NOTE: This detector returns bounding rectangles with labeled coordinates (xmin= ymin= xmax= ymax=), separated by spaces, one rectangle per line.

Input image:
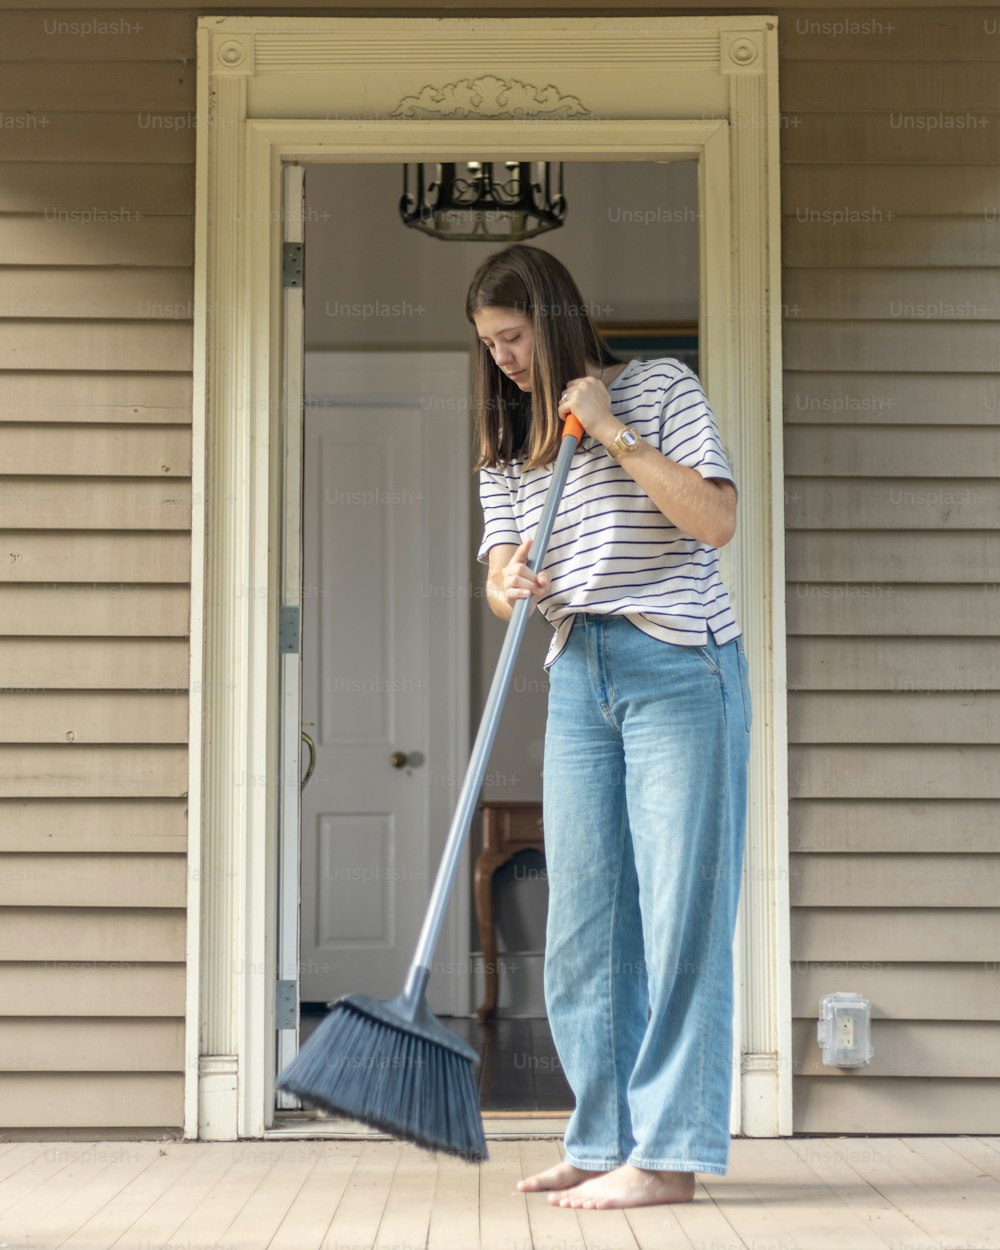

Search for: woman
xmin=467 ymin=243 xmax=751 ymax=1210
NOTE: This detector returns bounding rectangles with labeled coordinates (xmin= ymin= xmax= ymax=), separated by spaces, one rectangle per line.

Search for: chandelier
xmin=400 ymin=161 xmax=566 ymax=242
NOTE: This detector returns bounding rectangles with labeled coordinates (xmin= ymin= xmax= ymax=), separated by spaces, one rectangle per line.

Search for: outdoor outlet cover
xmin=817 ymin=991 xmax=874 ymax=1068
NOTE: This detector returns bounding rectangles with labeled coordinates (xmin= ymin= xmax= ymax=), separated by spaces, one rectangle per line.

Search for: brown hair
xmin=465 ymin=243 xmax=621 ymax=470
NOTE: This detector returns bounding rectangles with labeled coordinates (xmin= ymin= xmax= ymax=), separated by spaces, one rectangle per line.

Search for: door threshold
xmin=267 ymin=1111 xmax=569 ymax=1141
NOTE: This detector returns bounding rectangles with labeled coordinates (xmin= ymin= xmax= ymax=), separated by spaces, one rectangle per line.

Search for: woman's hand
xmin=556 ymin=375 xmax=620 ymax=445
xmin=486 ymin=538 xmax=549 ymax=621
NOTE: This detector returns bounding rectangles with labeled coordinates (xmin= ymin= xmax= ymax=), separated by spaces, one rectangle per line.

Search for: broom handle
xmin=404 ymin=412 xmax=584 ymax=999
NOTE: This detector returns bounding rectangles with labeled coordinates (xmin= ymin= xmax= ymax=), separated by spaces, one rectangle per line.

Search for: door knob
xmin=390 ymin=751 xmax=411 ymax=768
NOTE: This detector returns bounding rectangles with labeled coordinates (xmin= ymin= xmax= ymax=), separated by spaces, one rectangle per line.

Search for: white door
xmin=297 ymin=352 xmax=472 ymax=1015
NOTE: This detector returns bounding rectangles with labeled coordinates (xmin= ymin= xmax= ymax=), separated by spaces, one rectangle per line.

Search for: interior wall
xmin=304 ymin=159 xmax=699 ymax=1013
xmin=305 ymin=161 xmax=699 ymax=350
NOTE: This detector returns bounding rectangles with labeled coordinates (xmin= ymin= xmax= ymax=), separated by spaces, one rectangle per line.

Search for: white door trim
xmin=274 ymin=162 xmax=305 ymax=1110
xmin=190 ymin=14 xmax=789 ymax=1141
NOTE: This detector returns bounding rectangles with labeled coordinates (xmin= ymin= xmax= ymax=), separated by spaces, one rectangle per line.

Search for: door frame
xmin=189 ymin=14 xmax=790 ymax=1141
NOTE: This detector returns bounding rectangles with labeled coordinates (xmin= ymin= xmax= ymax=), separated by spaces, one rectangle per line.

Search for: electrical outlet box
xmin=817 ymin=992 xmax=873 ymax=1068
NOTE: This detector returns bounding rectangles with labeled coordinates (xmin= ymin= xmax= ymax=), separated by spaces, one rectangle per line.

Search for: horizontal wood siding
xmin=0 ymin=5 xmax=195 ymax=1133
xmin=0 ymin=962 xmax=186 ymax=1014
xmin=781 ymin=6 xmax=1000 ymax=1131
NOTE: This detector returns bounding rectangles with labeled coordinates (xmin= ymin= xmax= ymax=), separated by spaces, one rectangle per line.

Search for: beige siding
xmin=0 ymin=586 xmax=190 ymax=635
xmin=0 ymin=799 xmax=187 ymax=852
xmin=791 ymin=1019 xmax=1000 ymax=1077
xmin=781 ymin=6 xmax=1000 ymax=1131
xmin=0 ymin=962 xmax=186 ymax=1015
xmin=1 ymin=909 xmax=185 ymax=962
xmin=792 ymin=1079 xmax=1000 ymax=1135
xmin=0 ymin=1075 xmax=182 ymax=1130
xmin=791 ymin=963 xmax=1000 ymax=1022
xmin=1 ymin=1019 xmax=185 ymax=1071
xmin=0 ymin=693 xmax=188 ymax=744
xmin=0 ymin=6 xmax=195 ymax=1133
xmin=0 ymin=372 xmax=193 ymax=423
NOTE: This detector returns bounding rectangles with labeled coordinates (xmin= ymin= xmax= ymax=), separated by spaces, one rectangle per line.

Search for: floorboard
xmin=517 ymin=1139 xmax=588 ymax=1250
xmin=219 ymin=1143 xmax=330 ymax=1250
xmin=372 ymin=1141 xmax=439 ymax=1250
xmin=0 ymin=1142 xmax=86 ymax=1221
xmin=479 ymin=1139 xmax=534 ymax=1250
xmin=0 ymin=1142 xmax=47 ymax=1179
xmin=62 ymin=1142 xmax=208 ymax=1250
xmin=7 ymin=1142 xmax=162 ymax=1250
xmin=943 ymin=1136 xmax=1000 ymax=1183
xmin=787 ymin=1137 xmax=937 ymax=1250
xmin=622 ymin=1197 xmax=697 ymax=1250
xmin=824 ymin=1136 xmax=987 ymax=1250
xmin=425 ymin=1149 xmax=481 ymax=1250
xmin=701 ymin=1142 xmax=810 ymax=1250
xmin=321 ymin=1139 xmax=402 ymax=1249
xmin=267 ymin=1145 xmax=362 ymax=1250
xmin=668 ymin=1177 xmax=751 ymax=1250
xmin=734 ymin=1137 xmax=904 ymax=1249
xmin=0 ymin=1136 xmax=994 ymax=1250
xmin=835 ymin=1136 xmax=1000 ymax=1248
xmin=167 ymin=1143 xmax=277 ymax=1248
xmin=108 ymin=1138 xmax=239 ymax=1248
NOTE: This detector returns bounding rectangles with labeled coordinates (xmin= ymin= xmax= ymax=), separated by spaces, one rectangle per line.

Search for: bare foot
xmin=516 ymin=1161 xmax=604 ymax=1193
xmin=548 ymin=1163 xmax=695 ymax=1209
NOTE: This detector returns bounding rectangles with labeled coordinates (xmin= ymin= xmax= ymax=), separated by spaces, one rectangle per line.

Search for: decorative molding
xmin=198 ymin=1054 xmax=239 ymax=1139
xmin=728 ymin=62 xmax=789 ymax=1138
xmin=213 ymin=33 xmax=254 ymax=76
xmin=722 ymin=30 xmax=765 ymax=74
xmin=195 ymin=64 xmax=250 ymax=1139
xmin=742 ymin=1052 xmax=780 ymax=1074
xmin=390 ymin=75 xmax=589 ymax=121
xmin=252 ymin=32 xmax=720 ymax=73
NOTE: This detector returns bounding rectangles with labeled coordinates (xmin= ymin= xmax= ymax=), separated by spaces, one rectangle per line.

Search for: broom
xmin=276 ymin=409 xmax=586 ymax=1163
xmin=275 ymin=410 xmax=585 ymax=1160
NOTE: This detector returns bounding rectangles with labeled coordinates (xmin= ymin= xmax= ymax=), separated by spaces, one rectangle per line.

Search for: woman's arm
xmin=608 ymin=441 xmax=737 ymax=549
xmin=556 ymin=374 xmax=737 ymax=549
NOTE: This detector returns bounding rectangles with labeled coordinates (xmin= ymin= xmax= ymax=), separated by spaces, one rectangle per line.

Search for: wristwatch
xmin=605 ymin=425 xmax=641 ymax=460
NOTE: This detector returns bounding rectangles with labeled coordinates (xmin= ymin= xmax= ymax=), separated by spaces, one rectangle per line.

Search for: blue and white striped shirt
xmin=477 ymin=357 xmax=742 ymax=670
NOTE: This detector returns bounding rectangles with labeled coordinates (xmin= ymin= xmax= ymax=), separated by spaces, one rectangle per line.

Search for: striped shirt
xmin=477 ymin=356 xmax=742 ymax=670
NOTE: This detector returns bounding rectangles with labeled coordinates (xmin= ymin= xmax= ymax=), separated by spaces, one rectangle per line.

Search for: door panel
xmin=300 ymin=402 xmax=429 ymax=1002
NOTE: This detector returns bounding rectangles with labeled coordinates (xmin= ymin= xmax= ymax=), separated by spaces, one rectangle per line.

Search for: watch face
xmin=608 ymin=427 xmax=639 ymax=459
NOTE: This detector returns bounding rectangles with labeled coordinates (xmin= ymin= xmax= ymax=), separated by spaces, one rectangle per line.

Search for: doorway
xmin=281 ymin=160 xmax=709 ymax=1118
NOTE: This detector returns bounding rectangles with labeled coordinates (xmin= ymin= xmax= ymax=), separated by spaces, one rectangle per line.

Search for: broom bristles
xmin=277 ymin=1001 xmax=488 ymax=1163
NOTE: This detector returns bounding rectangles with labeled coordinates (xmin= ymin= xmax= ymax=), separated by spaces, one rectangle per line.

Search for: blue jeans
xmin=541 ymin=614 xmax=751 ymax=1176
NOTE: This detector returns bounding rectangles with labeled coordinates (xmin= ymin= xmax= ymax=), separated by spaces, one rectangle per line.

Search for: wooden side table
xmin=474 ymin=799 xmax=545 ymax=1022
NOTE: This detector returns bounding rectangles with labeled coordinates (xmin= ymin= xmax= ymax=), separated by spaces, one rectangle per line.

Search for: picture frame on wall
xmin=596 ymin=321 xmax=700 ymax=379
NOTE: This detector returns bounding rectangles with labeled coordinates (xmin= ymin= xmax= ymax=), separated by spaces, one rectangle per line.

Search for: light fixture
xmin=400 ymin=161 xmax=566 ymax=242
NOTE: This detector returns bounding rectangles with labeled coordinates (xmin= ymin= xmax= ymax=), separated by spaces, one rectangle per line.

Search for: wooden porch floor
xmin=1 ymin=1134 xmax=998 ymax=1250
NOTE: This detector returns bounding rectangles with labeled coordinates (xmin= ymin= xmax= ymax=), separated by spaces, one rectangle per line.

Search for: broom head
xmin=276 ymin=990 xmax=488 ymax=1163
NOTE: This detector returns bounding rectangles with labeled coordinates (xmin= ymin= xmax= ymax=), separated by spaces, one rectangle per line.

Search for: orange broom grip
xmin=562 ymin=410 xmax=584 ymax=442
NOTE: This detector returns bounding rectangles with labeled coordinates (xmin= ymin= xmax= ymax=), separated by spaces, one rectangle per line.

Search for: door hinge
xmin=279 ymin=604 xmax=300 ymax=654
xmin=282 ymin=241 xmax=304 ymax=289
xmin=276 ymin=979 xmax=297 ymax=1030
